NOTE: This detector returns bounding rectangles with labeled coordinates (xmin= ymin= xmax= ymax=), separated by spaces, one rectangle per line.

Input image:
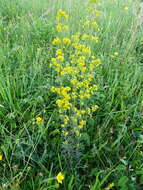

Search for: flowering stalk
xmin=50 ymin=3 xmax=101 ymax=169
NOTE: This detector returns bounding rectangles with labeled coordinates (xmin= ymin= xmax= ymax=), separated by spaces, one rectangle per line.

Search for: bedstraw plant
xmin=50 ymin=1 xmax=101 ymax=171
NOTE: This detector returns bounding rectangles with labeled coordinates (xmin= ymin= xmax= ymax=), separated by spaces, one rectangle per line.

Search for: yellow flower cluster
xmin=51 ymin=87 xmax=71 ymax=112
xmin=81 ymin=34 xmax=99 ymax=43
xmin=52 ymin=37 xmax=61 ymax=45
xmin=63 ymin=37 xmax=71 ymax=45
xmin=51 ymin=9 xmax=100 ymax=137
xmin=56 ymin=9 xmax=69 ymax=21
xmin=36 ymin=116 xmax=43 ymax=124
xmin=84 ymin=21 xmax=99 ymax=31
xmin=56 ymin=24 xmax=69 ymax=32
xmin=55 ymin=10 xmax=69 ymax=33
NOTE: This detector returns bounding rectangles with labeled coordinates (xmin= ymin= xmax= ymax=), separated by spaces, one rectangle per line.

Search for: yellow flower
xmin=56 ymin=49 xmax=63 ymax=56
xmin=82 ymin=47 xmax=91 ymax=55
xmin=93 ymin=58 xmax=101 ymax=63
xmin=57 ymin=55 xmax=64 ymax=62
xmin=56 ymin=24 xmax=62 ymax=32
xmin=52 ymin=38 xmax=61 ymax=45
xmin=89 ymin=64 xmax=95 ymax=70
xmin=60 ymin=67 xmax=77 ymax=76
xmin=124 ymin=6 xmax=128 ymax=11
xmin=91 ymin=105 xmax=99 ymax=111
xmin=56 ymin=172 xmax=64 ymax=184
xmin=62 ymin=131 xmax=69 ymax=135
xmin=78 ymin=125 xmax=84 ymax=129
xmin=84 ymin=21 xmax=99 ymax=29
xmin=56 ymin=99 xmax=72 ymax=111
xmin=0 ymin=154 xmax=3 ymax=161
xmin=56 ymin=24 xmax=69 ymax=32
xmin=64 ymin=116 xmax=69 ymax=125
xmin=80 ymin=66 xmax=86 ymax=72
xmin=77 ymin=120 xmax=86 ymax=129
xmin=63 ymin=38 xmax=71 ymax=45
xmin=80 ymin=110 xmax=86 ymax=114
xmin=51 ymin=57 xmax=57 ymax=64
xmin=56 ymin=9 xmax=69 ymax=21
xmin=91 ymin=36 xmax=99 ymax=43
xmin=114 ymin=52 xmax=119 ymax=56
xmin=36 ymin=117 xmax=43 ymax=123
xmin=79 ymin=120 xmax=86 ymax=126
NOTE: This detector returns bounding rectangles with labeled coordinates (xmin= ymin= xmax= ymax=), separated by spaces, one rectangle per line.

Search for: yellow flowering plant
xmin=51 ymin=5 xmax=100 ymax=168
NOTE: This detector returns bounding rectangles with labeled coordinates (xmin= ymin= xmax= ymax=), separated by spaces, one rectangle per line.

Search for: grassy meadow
xmin=0 ymin=0 xmax=143 ymax=189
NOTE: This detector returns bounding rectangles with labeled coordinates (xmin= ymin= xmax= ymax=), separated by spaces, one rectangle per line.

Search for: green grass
xmin=0 ymin=0 xmax=143 ymax=189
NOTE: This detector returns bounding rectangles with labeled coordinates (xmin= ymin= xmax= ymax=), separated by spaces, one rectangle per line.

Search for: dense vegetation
xmin=0 ymin=0 xmax=143 ymax=189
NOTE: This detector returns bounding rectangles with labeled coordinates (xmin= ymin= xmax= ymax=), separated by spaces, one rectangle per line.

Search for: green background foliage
xmin=0 ymin=0 xmax=143 ymax=189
